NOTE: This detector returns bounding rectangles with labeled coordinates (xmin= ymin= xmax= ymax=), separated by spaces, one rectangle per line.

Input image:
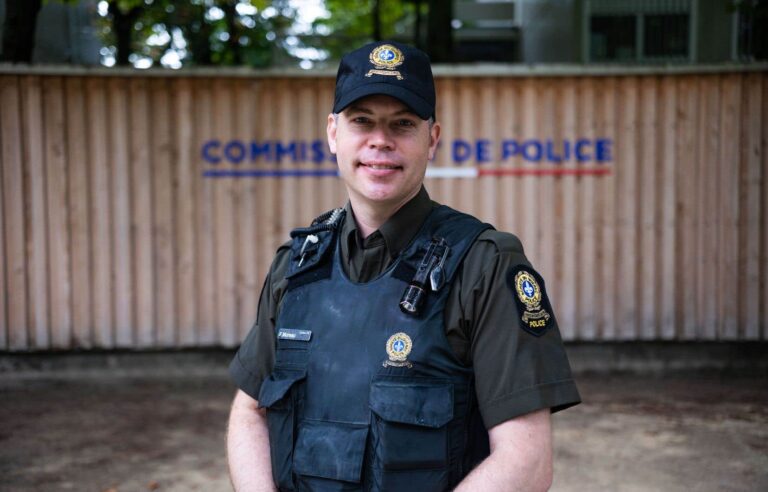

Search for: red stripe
xmin=477 ymin=168 xmax=612 ymax=176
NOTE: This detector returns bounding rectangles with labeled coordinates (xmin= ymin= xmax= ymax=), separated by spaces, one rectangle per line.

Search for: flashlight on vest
xmin=399 ymin=254 xmax=438 ymax=316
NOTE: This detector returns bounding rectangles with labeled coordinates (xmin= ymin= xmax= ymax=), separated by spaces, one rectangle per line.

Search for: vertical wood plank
xmin=558 ymin=81 xmax=578 ymax=340
xmin=719 ymin=75 xmax=742 ymax=340
xmin=1 ymin=76 xmax=28 ymax=349
xmin=233 ymin=79 xmax=258 ymax=343
xmin=298 ymin=79 xmax=318 ymax=219
xmin=195 ymin=79 xmax=216 ymax=345
xmin=431 ymin=78 xmax=455 ymax=205
xmin=536 ymin=79 xmax=556 ymax=306
xmin=698 ymin=76 xmax=721 ymax=340
xmin=763 ymin=77 xmax=768 ymax=340
xmin=66 ymin=77 xmax=92 ymax=348
xmin=0 ymin=83 xmax=6 ymax=349
xmin=458 ymin=79 xmax=477 ymax=213
xmin=175 ymin=78 xmax=197 ymax=346
xmin=520 ymin=79 xmax=539 ymax=261
xmin=677 ymin=76 xmax=700 ymax=340
xmin=277 ymin=79 xmax=297 ymax=242
xmin=43 ymin=77 xmax=72 ymax=349
xmin=151 ymin=79 xmax=177 ymax=347
xmin=86 ymin=77 xmax=113 ymax=347
xmin=479 ymin=78 xmax=497 ymax=223
xmin=497 ymin=81 xmax=517 ymax=234
xmin=129 ymin=78 xmax=155 ymax=347
xmin=595 ymin=76 xmax=617 ymax=340
xmin=639 ymin=76 xmax=658 ymax=340
xmin=659 ymin=77 xmax=677 ymax=340
xmin=577 ymin=78 xmax=597 ymax=341
xmin=212 ymin=79 xmax=236 ymax=346
xmin=616 ymin=77 xmax=639 ymax=340
xmin=108 ymin=78 xmax=133 ymax=347
xmin=23 ymin=76 xmax=50 ymax=349
xmin=740 ymin=73 xmax=762 ymax=340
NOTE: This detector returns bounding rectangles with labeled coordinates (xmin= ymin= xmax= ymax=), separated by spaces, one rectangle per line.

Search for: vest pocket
xmin=369 ymin=380 xmax=454 ymax=470
xmin=258 ymin=367 xmax=307 ymax=491
xmin=293 ymin=420 xmax=368 ymax=487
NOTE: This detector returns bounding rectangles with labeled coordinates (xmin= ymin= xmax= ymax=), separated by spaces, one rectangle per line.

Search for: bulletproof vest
xmin=258 ymin=205 xmax=492 ymax=492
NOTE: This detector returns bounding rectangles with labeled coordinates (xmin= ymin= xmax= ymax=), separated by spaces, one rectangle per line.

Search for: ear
xmin=327 ymin=113 xmax=338 ymax=154
xmin=427 ymin=121 xmax=441 ymax=161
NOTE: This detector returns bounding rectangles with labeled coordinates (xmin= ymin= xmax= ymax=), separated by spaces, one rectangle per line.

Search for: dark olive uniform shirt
xmin=231 ymin=187 xmax=580 ymax=429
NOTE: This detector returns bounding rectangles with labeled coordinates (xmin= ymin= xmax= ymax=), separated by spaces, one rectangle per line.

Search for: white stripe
xmin=425 ymin=167 xmax=479 ymax=178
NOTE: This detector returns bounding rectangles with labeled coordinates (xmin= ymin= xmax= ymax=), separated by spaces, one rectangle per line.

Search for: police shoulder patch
xmin=506 ymin=266 xmax=554 ymax=337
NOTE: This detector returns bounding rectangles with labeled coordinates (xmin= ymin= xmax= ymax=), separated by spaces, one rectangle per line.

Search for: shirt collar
xmin=342 ymin=186 xmax=435 ymax=256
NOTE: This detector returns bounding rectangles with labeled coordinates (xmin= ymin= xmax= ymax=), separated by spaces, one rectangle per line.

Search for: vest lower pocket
xmin=369 ymin=380 xmax=454 ymax=471
xmin=259 ymin=367 xmax=307 ymax=491
xmin=293 ymin=420 xmax=368 ymax=486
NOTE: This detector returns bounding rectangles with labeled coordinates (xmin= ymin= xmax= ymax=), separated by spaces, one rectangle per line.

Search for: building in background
xmin=32 ymin=0 xmax=100 ymax=64
xmin=453 ymin=0 xmax=765 ymax=63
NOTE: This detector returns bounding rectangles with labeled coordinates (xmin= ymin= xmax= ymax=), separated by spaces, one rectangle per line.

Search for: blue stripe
xmin=203 ymin=169 xmax=339 ymax=178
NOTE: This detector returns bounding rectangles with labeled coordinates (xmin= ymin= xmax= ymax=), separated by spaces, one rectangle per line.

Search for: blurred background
xmin=1 ymin=0 xmax=767 ymax=67
xmin=1 ymin=1 xmax=767 ymax=491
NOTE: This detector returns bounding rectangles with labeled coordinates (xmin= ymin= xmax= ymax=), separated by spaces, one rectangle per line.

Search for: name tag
xmin=278 ymin=329 xmax=312 ymax=342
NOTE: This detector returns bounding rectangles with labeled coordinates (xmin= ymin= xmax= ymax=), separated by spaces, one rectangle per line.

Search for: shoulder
xmin=266 ymin=240 xmax=292 ymax=301
xmin=464 ymin=229 xmax=530 ymax=272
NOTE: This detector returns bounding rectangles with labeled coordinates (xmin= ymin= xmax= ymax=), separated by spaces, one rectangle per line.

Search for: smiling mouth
xmin=359 ymin=162 xmax=402 ymax=170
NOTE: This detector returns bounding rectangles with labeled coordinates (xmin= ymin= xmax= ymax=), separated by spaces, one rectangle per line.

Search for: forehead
xmin=343 ymin=94 xmax=417 ymax=116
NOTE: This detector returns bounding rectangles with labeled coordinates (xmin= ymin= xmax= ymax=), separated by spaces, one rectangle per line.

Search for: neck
xmin=348 ymin=191 xmax=418 ymax=239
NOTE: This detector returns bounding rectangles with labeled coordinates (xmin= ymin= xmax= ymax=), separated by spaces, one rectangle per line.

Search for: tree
xmin=1 ymin=0 xmax=43 ymax=62
xmin=97 ymin=0 xmax=296 ymax=67
xmin=311 ymin=0 xmax=453 ymax=64
xmin=107 ymin=0 xmax=142 ymax=65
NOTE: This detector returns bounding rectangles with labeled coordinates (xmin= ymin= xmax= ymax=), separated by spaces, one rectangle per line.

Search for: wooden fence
xmin=0 ymin=67 xmax=766 ymax=350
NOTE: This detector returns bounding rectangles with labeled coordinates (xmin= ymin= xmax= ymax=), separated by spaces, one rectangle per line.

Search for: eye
xmin=396 ymin=119 xmax=416 ymax=128
xmin=352 ymin=116 xmax=372 ymax=125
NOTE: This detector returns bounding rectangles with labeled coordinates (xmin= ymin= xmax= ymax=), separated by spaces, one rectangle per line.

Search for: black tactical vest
xmin=258 ymin=205 xmax=492 ymax=492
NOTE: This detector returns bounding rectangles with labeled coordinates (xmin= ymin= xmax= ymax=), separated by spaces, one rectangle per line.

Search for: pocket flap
xmin=293 ymin=420 xmax=368 ymax=483
xmin=257 ymin=368 xmax=306 ymax=408
xmin=370 ymin=381 xmax=454 ymax=428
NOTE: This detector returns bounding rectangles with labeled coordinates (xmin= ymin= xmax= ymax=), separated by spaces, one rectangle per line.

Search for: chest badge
xmin=384 ymin=332 xmax=413 ymax=368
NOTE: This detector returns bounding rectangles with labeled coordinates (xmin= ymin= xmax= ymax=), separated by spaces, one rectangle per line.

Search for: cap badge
xmin=384 ymin=332 xmax=413 ymax=368
xmin=367 ymin=44 xmax=405 ymax=80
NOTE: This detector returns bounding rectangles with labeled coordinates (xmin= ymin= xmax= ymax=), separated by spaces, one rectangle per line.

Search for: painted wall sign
xmin=201 ymin=137 xmax=613 ymax=178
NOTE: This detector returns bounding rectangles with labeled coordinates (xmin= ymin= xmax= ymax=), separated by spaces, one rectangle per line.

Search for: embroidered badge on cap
xmin=367 ymin=44 xmax=404 ymax=80
xmin=507 ymin=267 xmax=553 ymax=337
xmin=383 ymin=332 xmax=413 ymax=368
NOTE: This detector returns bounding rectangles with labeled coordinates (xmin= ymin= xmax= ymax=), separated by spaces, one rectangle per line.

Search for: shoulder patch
xmin=506 ymin=266 xmax=554 ymax=337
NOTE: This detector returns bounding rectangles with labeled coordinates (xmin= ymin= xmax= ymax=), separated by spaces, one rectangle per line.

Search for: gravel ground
xmin=1 ymin=372 xmax=766 ymax=492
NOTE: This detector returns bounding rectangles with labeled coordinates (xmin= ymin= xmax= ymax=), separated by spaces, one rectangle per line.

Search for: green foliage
xmin=95 ymin=0 xmax=299 ymax=67
xmin=312 ymin=0 xmax=421 ymax=61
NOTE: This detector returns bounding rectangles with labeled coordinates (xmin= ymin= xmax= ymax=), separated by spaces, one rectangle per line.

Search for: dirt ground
xmin=1 ymin=367 xmax=766 ymax=492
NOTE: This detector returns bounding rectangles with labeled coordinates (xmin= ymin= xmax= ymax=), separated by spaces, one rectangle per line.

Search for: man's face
xmin=327 ymin=95 xmax=440 ymax=211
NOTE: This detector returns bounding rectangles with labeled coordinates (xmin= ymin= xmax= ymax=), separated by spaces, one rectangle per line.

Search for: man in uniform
xmin=227 ymin=41 xmax=580 ymax=492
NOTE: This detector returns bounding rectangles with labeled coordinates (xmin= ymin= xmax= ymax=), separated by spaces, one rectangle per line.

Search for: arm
xmin=454 ymin=408 xmax=553 ymax=492
xmin=227 ymin=389 xmax=276 ymax=492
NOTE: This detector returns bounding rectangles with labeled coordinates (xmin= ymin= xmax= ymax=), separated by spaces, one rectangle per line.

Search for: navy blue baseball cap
xmin=333 ymin=41 xmax=436 ymax=120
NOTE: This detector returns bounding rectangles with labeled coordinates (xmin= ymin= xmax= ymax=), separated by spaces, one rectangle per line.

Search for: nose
xmin=367 ymin=125 xmax=394 ymax=151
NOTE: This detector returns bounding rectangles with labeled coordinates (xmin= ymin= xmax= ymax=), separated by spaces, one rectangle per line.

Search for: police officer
xmin=227 ymin=41 xmax=580 ymax=492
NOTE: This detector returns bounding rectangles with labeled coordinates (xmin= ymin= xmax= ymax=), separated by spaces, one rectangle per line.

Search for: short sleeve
xmin=454 ymin=230 xmax=581 ymax=429
xmin=229 ymin=243 xmax=291 ymax=401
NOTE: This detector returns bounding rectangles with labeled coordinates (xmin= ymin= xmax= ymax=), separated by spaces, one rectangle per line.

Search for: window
xmin=590 ymin=15 xmax=636 ymax=61
xmin=644 ymin=14 xmax=689 ymax=58
xmin=585 ymin=1 xmax=693 ymax=63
